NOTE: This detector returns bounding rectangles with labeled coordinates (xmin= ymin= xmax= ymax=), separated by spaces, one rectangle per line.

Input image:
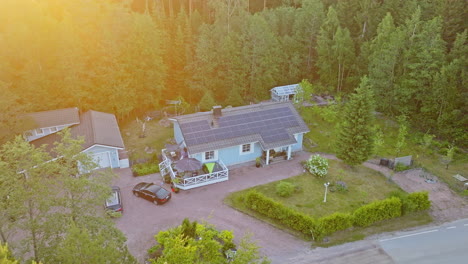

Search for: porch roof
xmin=174 ymin=102 xmax=309 ymax=154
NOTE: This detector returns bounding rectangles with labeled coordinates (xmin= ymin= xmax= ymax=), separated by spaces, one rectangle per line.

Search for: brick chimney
xmin=213 ymin=105 xmax=222 ymax=118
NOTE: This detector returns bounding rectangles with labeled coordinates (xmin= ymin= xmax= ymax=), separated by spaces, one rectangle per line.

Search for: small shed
xmin=270 ymin=84 xmax=302 ymax=102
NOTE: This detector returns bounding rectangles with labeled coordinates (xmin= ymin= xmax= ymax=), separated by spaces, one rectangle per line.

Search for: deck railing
xmin=159 ymin=149 xmax=229 ymax=190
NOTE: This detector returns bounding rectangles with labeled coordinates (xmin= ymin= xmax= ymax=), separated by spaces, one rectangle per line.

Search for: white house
xmin=28 ymin=109 xmax=129 ymax=170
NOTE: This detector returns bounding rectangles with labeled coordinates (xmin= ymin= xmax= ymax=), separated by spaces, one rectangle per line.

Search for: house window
xmin=50 ymin=127 xmax=57 ymax=132
xmin=35 ymin=128 xmax=44 ymax=135
xmin=240 ymin=143 xmax=253 ymax=154
xmin=204 ymin=151 xmax=215 ymax=161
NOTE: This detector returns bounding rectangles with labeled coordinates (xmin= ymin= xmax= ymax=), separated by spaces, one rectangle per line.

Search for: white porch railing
xmin=158 ymin=149 xmax=229 ymax=190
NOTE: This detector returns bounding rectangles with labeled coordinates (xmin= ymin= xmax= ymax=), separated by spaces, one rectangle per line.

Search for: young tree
xmin=441 ymin=145 xmax=456 ymax=170
xmin=0 ymin=131 xmax=135 ymax=263
xmin=0 ymin=137 xmax=55 ymax=262
xmin=336 ymin=76 xmax=375 ymax=165
xmin=148 ymin=218 xmax=269 ymax=264
xmin=395 ymin=115 xmax=408 ymax=157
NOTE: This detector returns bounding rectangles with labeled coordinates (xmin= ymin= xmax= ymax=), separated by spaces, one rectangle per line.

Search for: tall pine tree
xmin=336 ymin=76 xmax=375 ymax=165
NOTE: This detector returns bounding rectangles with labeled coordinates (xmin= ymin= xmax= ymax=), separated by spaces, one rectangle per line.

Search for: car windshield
xmin=146 ymin=184 xmax=169 ymax=199
xmin=106 ymin=190 xmax=120 ymax=207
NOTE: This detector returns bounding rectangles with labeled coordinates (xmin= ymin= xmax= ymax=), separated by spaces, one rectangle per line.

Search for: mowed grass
xmin=226 ymin=159 xmax=403 ymax=219
xmin=299 ymin=106 xmax=468 ymax=195
xmin=121 ymin=119 xmax=173 ymax=161
xmin=225 ymin=158 xmax=433 ymax=243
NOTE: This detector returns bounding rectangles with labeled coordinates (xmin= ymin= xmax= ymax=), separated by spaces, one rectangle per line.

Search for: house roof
xmin=24 ymin=107 xmax=80 ymax=129
xmin=270 ymin=84 xmax=301 ymax=96
xmin=31 ymin=110 xmax=124 ymax=156
xmin=174 ymin=102 xmax=309 ymax=154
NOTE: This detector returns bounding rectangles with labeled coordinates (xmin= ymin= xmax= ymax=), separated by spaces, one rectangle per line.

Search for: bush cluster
xmin=388 ymin=191 xmax=431 ymax=215
xmin=244 ymin=190 xmax=431 ymax=240
xmin=352 ymin=197 xmax=402 ymax=227
xmin=275 ymin=181 xmax=295 ymax=197
xmin=244 ymin=191 xmax=318 ymax=236
xmin=132 ymin=163 xmax=160 ymax=176
xmin=318 ymin=212 xmax=353 ymax=236
xmin=305 ymin=155 xmax=329 ymax=178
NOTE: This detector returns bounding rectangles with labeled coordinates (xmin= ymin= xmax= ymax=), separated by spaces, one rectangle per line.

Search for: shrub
xmin=335 ymin=181 xmax=348 ymax=192
xmin=132 ymin=163 xmax=160 ymax=176
xmin=388 ymin=191 xmax=431 ymax=215
xmin=276 ymin=181 xmax=295 ymax=197
xmin=244 ymin=191 xmax=319 ymax=237
xmin=318 ymin=212 xmax=353 ymax=236
xmin=394 ymin=162 xmax=410 ymax=172
xmin=406 ymin=191 xmax=431 ymax=212
xmin=305 ymin=154 xmax=329 ymax=178
xmin=353 ymin=197 xmax=402 ymax=227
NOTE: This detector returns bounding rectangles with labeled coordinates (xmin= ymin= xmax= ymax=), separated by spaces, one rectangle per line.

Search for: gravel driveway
xmin=112 ymin=152 xmax=312 ymax=263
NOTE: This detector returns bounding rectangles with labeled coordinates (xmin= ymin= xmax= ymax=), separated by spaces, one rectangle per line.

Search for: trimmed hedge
xmin=353 ymin=197 xmax=402 ymax=227
xmin=244 ymin=191 xmax=318 ymax=236
xmin=243 ymin=190 xmax=431 ymax=240
xmin=319 ymin=212 xmax=354 ymax=236
xmin=132 ymin=163 xmax=160 ymax=176
xmin=388 ymin=191 xmax=431 ymax=215
xmin=406 ymin=191 xmax=431 ymax=212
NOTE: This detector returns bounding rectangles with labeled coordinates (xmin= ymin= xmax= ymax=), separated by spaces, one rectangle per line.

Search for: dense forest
xmin=0 ymin=0 xmax=466 ymax=145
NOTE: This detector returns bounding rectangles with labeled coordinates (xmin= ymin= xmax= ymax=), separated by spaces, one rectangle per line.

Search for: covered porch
xmin=261 ymin=144 xmax=293 ymax=166
xmin=159 ymin=149 xmax=229 ymax=190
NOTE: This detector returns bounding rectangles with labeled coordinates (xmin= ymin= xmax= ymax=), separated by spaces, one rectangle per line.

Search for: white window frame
xmin=35 ymin=128 xmax=44 ymax=135
xmin=240 ymin=143 xmax=254 ymax=155
xmin=203 ymin=150 xmax=217 ymax=162
xmin=50 ymin=126 xmax=58 ymax=133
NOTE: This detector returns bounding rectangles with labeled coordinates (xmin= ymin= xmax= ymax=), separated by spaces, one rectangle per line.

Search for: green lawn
xmin=224 ymin=158 xmax=432 ymax=243
xmin=226 ymin=159 xmax=404 ymax=218
xmin=299 ymin=106 xmax=468 ymax=195
xmin=120 ymin=119 xmax=173 ymax=162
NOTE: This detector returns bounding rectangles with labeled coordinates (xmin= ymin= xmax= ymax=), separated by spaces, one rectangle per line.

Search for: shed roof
xmin=174 ymin=102 xmax=309 ymax=154
xmin=24 ymin=107 xmax=80 ymax=129
xmin=270 ymin=84 xmax=301 ymax=96
xmin=31 ymin=110 xmax=124 ymax=156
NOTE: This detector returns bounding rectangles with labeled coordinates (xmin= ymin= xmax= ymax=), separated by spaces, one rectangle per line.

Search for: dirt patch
xmin=392 ymin=168 xmax=468 ymax=223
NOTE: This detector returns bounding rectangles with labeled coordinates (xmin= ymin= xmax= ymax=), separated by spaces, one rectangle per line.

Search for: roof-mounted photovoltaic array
xmin=181 ymin=107 xmax=299 ymax=146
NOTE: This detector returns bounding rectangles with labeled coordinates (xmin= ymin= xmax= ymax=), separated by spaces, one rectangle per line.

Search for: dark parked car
xmin=132 ymin=182 xmax=171 ymax=205
xmin=105 ymin=186 xmax=123 ymax=213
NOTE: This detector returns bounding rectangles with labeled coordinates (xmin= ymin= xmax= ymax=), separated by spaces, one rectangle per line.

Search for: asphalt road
xmin=379 ymin=218 xmax=468 ymax=264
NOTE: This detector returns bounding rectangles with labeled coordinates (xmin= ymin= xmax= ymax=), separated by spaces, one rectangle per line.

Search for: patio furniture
xmin=174 ymin=158 xmax=203 ymax=172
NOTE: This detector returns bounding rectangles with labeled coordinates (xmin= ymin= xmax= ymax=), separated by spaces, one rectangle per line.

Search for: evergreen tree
xmin=397 ymin=12 xmax=446 ymax=119
xmin=199 ymin=91 xmax=217 ymax=111
xmin=316 ymin=6 xmax=340 ymax=92
xmin=336 ymin=76 xmax=375 ymax=165
xmin=316 ymin=6 xmax=356 ymax=93
xmin=368 ymin=13 xmax=404 ymax=114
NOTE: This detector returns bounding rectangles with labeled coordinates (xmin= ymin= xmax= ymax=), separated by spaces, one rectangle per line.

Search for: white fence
xmin=159 ymin=149 xmax=229 ymax=190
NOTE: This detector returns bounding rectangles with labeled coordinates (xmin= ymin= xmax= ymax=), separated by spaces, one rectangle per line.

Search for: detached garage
xmin=31 ymin=110 xmax=127 ymax=171
xmin=91 ymin=152 xmax=111 ymax=169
